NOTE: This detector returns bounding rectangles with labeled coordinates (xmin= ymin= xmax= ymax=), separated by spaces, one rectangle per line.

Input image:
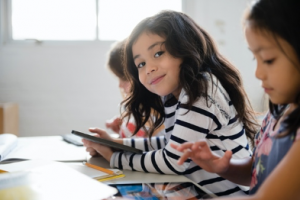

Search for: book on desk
xmin=0 ymin=160 xmax=118 ymax=199
xmin=0 ymin=133 xmax=87 ymax=164
xmin=0 ymin=159 xmax=125 ymax=183
xmin=0 ymin=133 xmax=125 ymax=183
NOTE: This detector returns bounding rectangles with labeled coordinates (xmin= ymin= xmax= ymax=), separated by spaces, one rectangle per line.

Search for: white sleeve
xmin=123 ymin=136 xmax=166 ymax=151
xmin=110 ymin=97 xmax=224 ymax=174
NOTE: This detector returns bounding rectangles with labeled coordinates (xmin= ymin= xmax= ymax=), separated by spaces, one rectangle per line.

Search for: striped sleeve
xmin=110 ymin=91 xmax=233 ymax=174
xmin=110 ymin=76 xmax=252 ymax=196
xmin=123 ymin=136 xmax=166 ymax=151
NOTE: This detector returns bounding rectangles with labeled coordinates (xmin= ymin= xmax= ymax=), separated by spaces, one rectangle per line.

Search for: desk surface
xmin=87 ymin=154 xmax=216 ymax=197
xmin=15 ymin=136 xmax=215 ymax=196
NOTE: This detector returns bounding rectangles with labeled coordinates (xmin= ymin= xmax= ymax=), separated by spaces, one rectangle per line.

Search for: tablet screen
xmin=109 ymin=182 xmax=213 ymax=199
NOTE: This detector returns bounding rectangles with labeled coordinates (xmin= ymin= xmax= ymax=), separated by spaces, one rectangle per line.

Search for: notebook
xmin=0 ymin=133 xmax=87 ymax=164
xmin=0 ymin=160 xmax=117 ymax=200
xmin=0 ymin=160 xmax=125 ymax=182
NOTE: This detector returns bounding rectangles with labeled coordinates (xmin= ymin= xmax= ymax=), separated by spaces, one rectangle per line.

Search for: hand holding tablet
xmin=71 ymin=130 xmax=143 ymax=154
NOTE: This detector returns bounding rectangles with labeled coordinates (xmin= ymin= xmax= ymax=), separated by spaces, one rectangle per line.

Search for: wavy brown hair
xmin=122 ymin=10 xmax=259 ymax=145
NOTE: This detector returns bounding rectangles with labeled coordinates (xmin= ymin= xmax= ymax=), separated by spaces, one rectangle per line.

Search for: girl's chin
xmin=269 ymin=98 xmax=288 ymax=105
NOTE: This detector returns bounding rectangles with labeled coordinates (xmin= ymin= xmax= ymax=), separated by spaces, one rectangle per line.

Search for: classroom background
xmin=0 ymin=0 xmax=265 ymax=137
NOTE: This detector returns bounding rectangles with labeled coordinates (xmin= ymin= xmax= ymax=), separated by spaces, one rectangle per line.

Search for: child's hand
xmin=82 ymin=127 xmax=114 ymax=161
xmin=170 ymin=140 xmax=232 ymax=174
xmin=105 ymin=116 xmax=122 ymax=133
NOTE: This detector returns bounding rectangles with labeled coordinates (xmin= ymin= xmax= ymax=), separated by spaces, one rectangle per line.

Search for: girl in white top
xmin=83 ymin=10 xmax=258 ymax=197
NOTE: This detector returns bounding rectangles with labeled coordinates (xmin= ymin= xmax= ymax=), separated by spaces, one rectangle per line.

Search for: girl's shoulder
xmin=204 ymin=74 xmax=233 ymax=115
xmin=181 ymin=74 xmax=235 ymax=125
xmin=260 ymin=111 xmax=273 ymax=129
xmin=254 ymin=111 xmax=275 ymax=146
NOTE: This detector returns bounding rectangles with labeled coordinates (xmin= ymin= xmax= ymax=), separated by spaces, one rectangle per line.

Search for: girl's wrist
xmin=104 ymin=151 xmax=113 ymax=161
xmin=114 ymin=138 xmax=123 ymax=144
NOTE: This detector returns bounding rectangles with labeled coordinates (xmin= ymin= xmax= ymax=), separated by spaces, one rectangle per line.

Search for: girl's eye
xmin=154 ymin=51 xmax=164 ymax=58
xmin=137 ymin=62 xmax=146 ymax=69
xmin=263 ymin=59 xmax=275 ymax=65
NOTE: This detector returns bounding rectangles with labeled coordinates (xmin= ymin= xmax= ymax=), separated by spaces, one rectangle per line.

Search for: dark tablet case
xmin=71 ymin=130 xmax=143 ymax=154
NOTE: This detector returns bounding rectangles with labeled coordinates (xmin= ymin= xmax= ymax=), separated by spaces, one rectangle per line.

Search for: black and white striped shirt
xmin=110 ymin=76 xmax=251 ymax=196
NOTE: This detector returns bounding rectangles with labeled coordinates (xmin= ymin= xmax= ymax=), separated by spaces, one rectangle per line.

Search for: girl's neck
xmin=274 ymin=103 xmax=298 ymax=132
xmin=172 ymin=86 xmax=182 ymax=100
xmin=285 ymin=103 xmax=298 ymax=116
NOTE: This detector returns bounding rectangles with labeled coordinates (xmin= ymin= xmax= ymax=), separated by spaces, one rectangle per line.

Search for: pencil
xmin=83 ymin=162 xmax=115 ymax=175
xmin=97 ymin=174 xmax=125 ymax=182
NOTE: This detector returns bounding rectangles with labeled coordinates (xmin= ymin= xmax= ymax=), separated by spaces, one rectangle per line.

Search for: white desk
xmin=87 ymin=151 xmax=215 ymax=197
xmin=4 ymin=136 xmax=215 ymax=197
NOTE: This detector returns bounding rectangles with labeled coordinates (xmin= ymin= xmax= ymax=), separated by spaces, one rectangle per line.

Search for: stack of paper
xmin=0 ymin=160 xmax=117 ymax=200
xmin=0 ymin=134 xmax=87 ymax=164
xmin=0 ymin=160 xmax=125 ymax=183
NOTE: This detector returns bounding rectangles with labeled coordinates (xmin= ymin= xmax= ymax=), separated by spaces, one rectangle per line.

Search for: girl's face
xmin=245 ymin=24 xmax=300 ymax=105
xmin=132 ymin=32 xmax=183 ymax=99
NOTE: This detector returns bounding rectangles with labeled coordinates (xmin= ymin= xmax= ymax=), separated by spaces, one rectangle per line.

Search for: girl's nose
xmin=146 ymin=63 xmax=157 ymax=75
xmin=255 ymin=63 xmax=266 ymax=81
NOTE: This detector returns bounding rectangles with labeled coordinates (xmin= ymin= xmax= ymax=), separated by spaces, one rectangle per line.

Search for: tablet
xmin=108 ymin=182 xmax=213 ymax=199
xmin=71 ymin=130 xmax=143 ymax=154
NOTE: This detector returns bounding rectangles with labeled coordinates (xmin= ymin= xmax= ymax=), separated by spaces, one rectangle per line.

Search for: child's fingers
xmin=191 ymin=140 xmax=208 ymax=150
xmin=177 ymin=149 xmax=193 ymax=165
xmin=82 ymin=138 xmax=90 ymax=146
xmin=222 ymin=150 xmax=232 ymax=162
xmin=88 ymin=127 xmax=112 ymax=140
xmin=113 ymin=118 xmax=122 ymax=126
xmin=170 ymin=143 xmax=193 ymax=164
xmin=87 ymin=141 xmax=105 ymax=155
xmin=89 ymin=127 xmax=105 ymax=135
xmin=170 ymin=143 xmax=179 ymax=150
xmin=111 ymin=126 xmax=120 ymax=133
xmin=86 ymin=147 xmax=97 ymax=156
xmin=173 ymin=142 xmax=195 ymax=152
xmin=105 ymin=122 xmax=112 ymax=128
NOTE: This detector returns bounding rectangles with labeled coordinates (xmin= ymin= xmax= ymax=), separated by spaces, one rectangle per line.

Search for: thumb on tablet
xmin=89 ymin=127 xmax=112 ymax=141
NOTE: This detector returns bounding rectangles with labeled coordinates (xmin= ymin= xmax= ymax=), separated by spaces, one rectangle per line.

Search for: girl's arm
xmin=171 ymin=140 xmax=253 ymax=186
xmin=251 ymin=139 xmax=300 ymax=199
xmin=122 ymin=136 xmax=166 ymax=151
xmin=209 ymin=139 xmax=300 ymax=200
xmin=219 ymin=156 xmax=253 ymax=186
xmin=83 ymin=128 xmax=166 ymax=160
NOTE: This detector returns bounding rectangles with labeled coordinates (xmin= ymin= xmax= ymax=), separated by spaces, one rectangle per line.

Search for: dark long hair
xmin=247 ymin=0 xmax=300 ymax=136
xmin=123 ymin=10 xmax=259 ymax=145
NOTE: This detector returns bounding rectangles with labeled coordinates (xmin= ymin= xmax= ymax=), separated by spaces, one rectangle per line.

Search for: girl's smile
xmin=150 ymin=75 xmax=166 ymax=85
xmin=132 ymin=31 xmax=183 ymax=99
